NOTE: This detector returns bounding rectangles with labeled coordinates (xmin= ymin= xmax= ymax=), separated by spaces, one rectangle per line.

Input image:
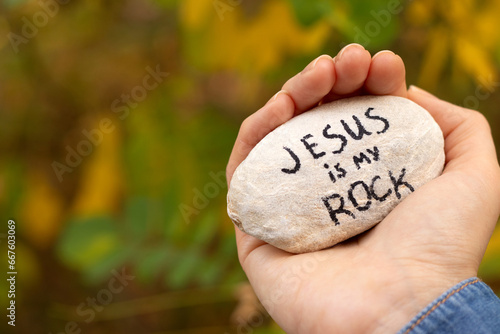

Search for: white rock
xmin=227 ymin=96 xmax=445 ymax=253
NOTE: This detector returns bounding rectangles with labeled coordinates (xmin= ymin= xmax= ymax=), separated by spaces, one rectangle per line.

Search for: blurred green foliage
xmin=0 ymin=0 xmax=499 ymax=333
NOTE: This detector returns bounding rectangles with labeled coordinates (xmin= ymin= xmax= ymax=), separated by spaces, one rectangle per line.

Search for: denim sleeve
xmin=397 ymin=277 xmax=500 ymax=334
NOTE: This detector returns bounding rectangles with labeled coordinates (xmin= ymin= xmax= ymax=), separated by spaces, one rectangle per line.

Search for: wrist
xmin=370 ymin=270 xmax=473 ymax=334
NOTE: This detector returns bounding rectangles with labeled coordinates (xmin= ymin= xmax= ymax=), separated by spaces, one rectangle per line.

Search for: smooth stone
xmin=227 ymin=95 xmax=445 ymax=253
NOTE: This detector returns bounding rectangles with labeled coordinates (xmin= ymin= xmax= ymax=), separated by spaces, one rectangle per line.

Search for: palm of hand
xmin=226 ymin=45 xmax=500 ymax=334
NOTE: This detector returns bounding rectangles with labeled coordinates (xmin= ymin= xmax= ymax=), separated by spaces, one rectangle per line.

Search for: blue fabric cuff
xmin=397 ymin=277 xmax=500 ymax=334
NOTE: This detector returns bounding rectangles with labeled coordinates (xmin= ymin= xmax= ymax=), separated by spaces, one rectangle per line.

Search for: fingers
xmin=331 ymin=44 xmax=371 ymax=95
xmin=323 ymin=45 xmax=407 ymax=102
xmin=226 ymin=91 xmax=295 ymax=185
xmin=282 ymin=55 xmax=336 ymax=114
xmin=227 ymin=55 xmax=339 ymax=184
xmin=227 ymin=46 xmax=411 ymax=192
xmin=407 ymin=86 xmax=498 ymax=169
xmin=233 ymin=227 xmax=269 ymax=267
xmin=227 ymin=55 xmax=340 ymax=264
xmin=380 ymin=86 xmax=500 ymax=269
xmin=365 ymin=51 xmax=407 ymax=97
xmin=227 ymin=46 xmax=410 ymax=192
xmin=407 ymin=86 xmax=468 ymax=139
xmin=407 ymin=86 xmax=500 ymax=220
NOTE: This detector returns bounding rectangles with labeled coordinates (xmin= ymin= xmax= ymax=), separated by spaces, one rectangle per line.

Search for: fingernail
xmin=303 ymin=55 xmax=330 ymax=74
xmin=273 ymin=90 xmax=285 ymax=101
xmin=408 ymin=85 xmax=433 ymax=97
xmin=372 ymin=50 xmax=396 ymax=59
xmin=264 ymin=89 xmax=288 ymax=106
xmin=336 ymin=43 xmax=365 ymax=63
xmin=268 ymin=90 xmax=289 ymax=104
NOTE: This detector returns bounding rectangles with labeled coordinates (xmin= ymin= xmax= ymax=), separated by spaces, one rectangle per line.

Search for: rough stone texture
xmin=227 ymin=95 xmax=445 ymax=253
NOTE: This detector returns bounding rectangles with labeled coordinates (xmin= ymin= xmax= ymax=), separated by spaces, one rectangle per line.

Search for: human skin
xmin=226 ymin=44 xmax=500 ymax=334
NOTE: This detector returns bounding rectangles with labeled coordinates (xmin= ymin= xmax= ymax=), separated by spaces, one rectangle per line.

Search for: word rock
xmin=227 ymin=96 xmax=445 ymax=253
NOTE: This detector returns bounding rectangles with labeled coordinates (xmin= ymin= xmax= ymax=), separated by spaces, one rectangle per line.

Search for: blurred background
xmin=0 ymin=0 xmax=499 ymax=333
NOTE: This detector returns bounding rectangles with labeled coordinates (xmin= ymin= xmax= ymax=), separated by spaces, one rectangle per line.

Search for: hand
xmin=226 ymin=44 xmax=500 ymax=334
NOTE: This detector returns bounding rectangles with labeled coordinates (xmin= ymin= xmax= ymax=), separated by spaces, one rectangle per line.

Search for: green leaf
xmin=134 ymin=246 xmax=174 ymax=284
xmin=3 ymin=0 xmax=28 ymax=9
xmin=0 ymin=160 xmax=25 ymax=220
xmin=289 ymin=0 xmax=332 ymax=27
xmin=224 ymin=266 xmax=247 ymax=285
xmin=167 ymin=248 xmax=202 ymax=289
xmin=163 ymin=183 xmax=184 ymax=239
xmin=197 ymin=255 xmax=225 ymax=286
xmin=342 ymin=0 xmax=401 ymax=49
xmin=191 ymin=209 xmax=219 ymax=247
xmin=83 ymin=245 xmax=134 ymax=284
xmin=217 ymin=233 xmax=237 ymax=257
xmin=253 ymin=326 xmax=286 ymax=334
xmin=479 ymin=255 xmax=500 ymax=280
xmin=57 ymin=215 xmax=121 ymax=272
xmin=124 ymin=196 xmax=154 ymax=241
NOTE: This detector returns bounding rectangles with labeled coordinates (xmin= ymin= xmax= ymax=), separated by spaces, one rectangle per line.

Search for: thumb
xmin=407 ymin=85 xmax=500 ymax=234
xmin=407 ymin=85 xmax=498 ymax=174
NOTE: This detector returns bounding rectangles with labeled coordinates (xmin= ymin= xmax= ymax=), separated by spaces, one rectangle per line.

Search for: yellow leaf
xmin=439 ymin=0 xmax=474 ymax=32
xmin=475 ymin=1 xmax=500 ymax=50
xmin=406 ymin=0 xmax=435 ymax=26
xmin=0 ymin=17 xmax=10 ymax=51
xmin=21 ymin=171 xmax=64 ymax=249
xmin=71 ymin=116 xmax=123 ymax=215
xmin=0 ymin=242 xmax=39 ymax=307
xmin=75 ymin=234 xmax=119 ymax=269
xmin=409 ymin=0 xmax=500 ymax=88
xmin=12 ymin=242 xmax=40 ymax=288
xmin=183 ymin=0 xmax=330 ymax=74
xmin=483 ymin=220 xmax=500 ymax=262
xmin=453 ymin=36 xmax=497 ymax=89
xmin=418 ymin=26 xmax=449 ymax=91
xmin=179 ymin=0 xmax=213 ymax=29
